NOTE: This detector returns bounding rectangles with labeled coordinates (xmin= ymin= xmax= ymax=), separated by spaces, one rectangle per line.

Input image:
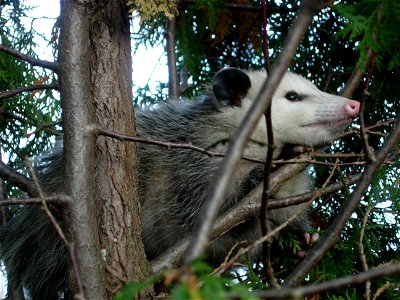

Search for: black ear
xmin=212 ymin=68 xmax=251 ymax=106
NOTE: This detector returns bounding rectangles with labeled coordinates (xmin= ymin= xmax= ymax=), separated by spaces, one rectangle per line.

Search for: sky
xmin=21 ymin=0 xmax=169 ymax=94
xmin=0 ymin=0 xmax=168 ymax=297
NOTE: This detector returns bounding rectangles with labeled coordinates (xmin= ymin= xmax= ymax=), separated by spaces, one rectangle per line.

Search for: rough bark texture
xmin=59 ymin=0 xmax=149 ymax=298
xmin=88 ymin=1 xmax=151 ymax=297
xmin=59 ymin=0 xmax=106 ymax=298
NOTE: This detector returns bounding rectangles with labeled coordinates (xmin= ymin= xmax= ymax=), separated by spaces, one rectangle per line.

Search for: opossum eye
xmin=285 ymin=91 xmax=303 ymax=102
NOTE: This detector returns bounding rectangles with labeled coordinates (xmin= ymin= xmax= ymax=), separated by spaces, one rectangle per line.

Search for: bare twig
xmin=100 ymin=127 xmax=397 ymax=168
xmin=260 ymin=0 xmax=277 ymax=287
xmin=0 ymin=43 xmax=58 ymax=72
xmin=337 ymin=119 xmax=396 ymax=140
xmin=0 ymin=84 xmax=59 ymax=100
xmin=98 ymin=127 xmax=264 ymax=164
xmin=0 ymin=152 xmax=7 ymax=225
xmin=358 ymin=206 xmax=372 ymax=300
xmin=311 ymin=152 xmax=365 ymax=159
xmin=0 ymin=195 xmax=71 ymax=206
xmin=166 ymin=2 xmax=179 ymax=100
xmin=184 ymin=0 xmax=326 ymax=265
xmin=340 ymin=48 xmax=374 ymax=99
xmin=261 ymin=0 xmax=271 ymax=70
xmin=359 ymin=64 xmax=376 ymax=162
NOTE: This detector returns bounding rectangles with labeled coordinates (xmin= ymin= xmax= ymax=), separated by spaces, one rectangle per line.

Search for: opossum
xmin=0 ymin=68 xmax=359 ymax=299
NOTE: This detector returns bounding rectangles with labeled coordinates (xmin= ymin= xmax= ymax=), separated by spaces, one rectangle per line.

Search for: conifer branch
xmin=0 ymin=84 xmax=59 ymax=100
xmin=0 ymin=44 xmax=59 ymax=72
xmin=0 ymin=108 xmax=60 ymax=136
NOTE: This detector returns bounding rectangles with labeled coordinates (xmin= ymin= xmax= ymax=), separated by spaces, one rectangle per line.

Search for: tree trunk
xmin=89 ymin=1 xmax=152 ymax=297
xmin=59 ymin=0 xmax=150 ymax=298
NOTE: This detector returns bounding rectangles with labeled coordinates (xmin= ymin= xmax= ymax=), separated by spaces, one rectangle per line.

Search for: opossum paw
xmin=303 ymin=232 xmax=319 ymax=245
xmin=297 ymin=232 xmax=319 ymax=258
xmin=279 ymin=144 xmax=312 ymax=160
xmin=292 ymin=145 xmax=312 ymax=155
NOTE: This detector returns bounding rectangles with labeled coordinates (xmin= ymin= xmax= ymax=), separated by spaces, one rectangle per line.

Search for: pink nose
xmin=344 ymin=100 xmax=360 ymax=118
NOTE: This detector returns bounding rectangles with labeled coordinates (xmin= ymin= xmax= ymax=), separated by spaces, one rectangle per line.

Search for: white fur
xmin=218 ymin=70 xmax=358 ymax=158
xmin=212 ymin=70 xmax=358 ymax=232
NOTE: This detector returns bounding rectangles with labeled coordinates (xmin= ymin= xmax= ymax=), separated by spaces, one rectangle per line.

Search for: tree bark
xmin=59 ymin=0 xmax=150 ymax=298
xmin=88 ymin=1 xmax=151 ymax=297
xmin=59 ymin=0 xmax=105 ymax=298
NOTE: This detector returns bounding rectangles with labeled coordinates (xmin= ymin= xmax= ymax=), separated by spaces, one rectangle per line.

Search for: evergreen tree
xmin=0 ymin=0 xmax=399 ymax=299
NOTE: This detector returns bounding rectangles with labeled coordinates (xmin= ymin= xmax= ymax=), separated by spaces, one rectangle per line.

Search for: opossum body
xmin=0 ymin=68 xmax=359 ymax=299
xmin=139 ymin=68 xmax=359 ymax=260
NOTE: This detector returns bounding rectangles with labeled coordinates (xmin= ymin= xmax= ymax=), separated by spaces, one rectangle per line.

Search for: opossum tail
xmin=0 ymin=146 xmax=67 ymax=300
xmin=0 ymin=206 xmax=67 ymax=300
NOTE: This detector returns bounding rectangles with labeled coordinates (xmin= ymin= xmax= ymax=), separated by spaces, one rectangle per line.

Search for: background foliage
xmin=1 ymin=0 xmax=399 ymax=299
xmin=0 ymin=1 xmax=60 ymax=181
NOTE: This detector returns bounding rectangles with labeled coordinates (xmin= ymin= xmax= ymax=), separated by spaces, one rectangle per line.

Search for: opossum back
xmin=136 ymin=100 xmax=241 ymax=258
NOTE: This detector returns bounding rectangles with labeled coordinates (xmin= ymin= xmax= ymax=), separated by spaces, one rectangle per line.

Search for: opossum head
xmin=213 ymin=68 xmax=360 ymax=150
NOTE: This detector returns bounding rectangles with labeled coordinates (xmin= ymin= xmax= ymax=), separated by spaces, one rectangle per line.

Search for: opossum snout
xmin=343 ymin=100 xmax=360 ymax=118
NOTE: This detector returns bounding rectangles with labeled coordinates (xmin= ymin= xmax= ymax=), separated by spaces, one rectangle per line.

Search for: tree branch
xmin=0 ymin=195 xmax=71 ymax=206
xmin=0 ymin=108 xmax=27 ymax=124
xmin=340 ymin=48 xmax=374 ymax=99
xmin=359 ymin=61 xmax=377 ymax=161
xmin=0 ymin=43 xmax=59 ymax=72
xmin=166 ymin=3 xmax=179 ymax=100
xmin=183 ymin=0 xmax=296 ymax=15
xmin=359 ymin=206 xmax=372 ymax=300
xmin=260 ymin=0 xmax=277 ymax=287
xmin=98 ymin=128 xmax=264 ymax=164
xmin=0 ymin=84 xmax=59 ymax=100
xmin=0 ymin=160 xmax=39 ymax=197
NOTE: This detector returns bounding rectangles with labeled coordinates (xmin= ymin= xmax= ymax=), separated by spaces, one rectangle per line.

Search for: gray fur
xmin=0 ymin=68 xmax=359 ymax=299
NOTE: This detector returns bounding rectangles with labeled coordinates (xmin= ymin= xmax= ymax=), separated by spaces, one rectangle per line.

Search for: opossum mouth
xmin=302 ymin=117 xmax=354 ymax=128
